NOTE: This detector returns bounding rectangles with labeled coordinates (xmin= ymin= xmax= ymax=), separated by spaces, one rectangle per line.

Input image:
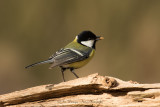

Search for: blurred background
xmin=0 ymin=0 xmax=160 ymax=94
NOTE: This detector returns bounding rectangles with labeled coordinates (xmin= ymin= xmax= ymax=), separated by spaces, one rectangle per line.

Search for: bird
xmin=25 ymin=31 xmax=104 ymax=82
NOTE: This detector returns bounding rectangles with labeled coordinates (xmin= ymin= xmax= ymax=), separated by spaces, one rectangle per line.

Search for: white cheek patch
xmin=81 ymin=40 xmax=94 ymax=48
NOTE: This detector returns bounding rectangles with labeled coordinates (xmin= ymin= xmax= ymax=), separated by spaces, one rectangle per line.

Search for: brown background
xmin=0 ymin=0 xmax=160 ymax=94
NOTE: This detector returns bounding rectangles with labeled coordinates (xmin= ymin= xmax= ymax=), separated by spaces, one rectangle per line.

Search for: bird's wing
xmin=49 ymin=48 xmax=92 ymax=68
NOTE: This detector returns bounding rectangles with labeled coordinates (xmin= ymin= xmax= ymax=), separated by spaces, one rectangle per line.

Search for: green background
xmin=0 ymin=0 xmax=160 ymax=94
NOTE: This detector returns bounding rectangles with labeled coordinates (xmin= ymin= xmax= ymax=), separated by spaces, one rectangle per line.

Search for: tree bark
xmin=0 ymin=73 xmax=160 ymax=107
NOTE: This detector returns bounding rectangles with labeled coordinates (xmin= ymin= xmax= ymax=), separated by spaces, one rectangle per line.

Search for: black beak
xmin=96 ymin=36 xmax=104 ymax=40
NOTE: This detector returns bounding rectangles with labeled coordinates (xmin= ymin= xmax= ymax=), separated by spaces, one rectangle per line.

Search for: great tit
xmin=25 ymin=31 xmax=104 ymax=81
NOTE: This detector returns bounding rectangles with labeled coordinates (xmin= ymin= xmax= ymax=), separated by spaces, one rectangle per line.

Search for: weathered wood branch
xmin=0 ymin=73 xmax=160 ymax=107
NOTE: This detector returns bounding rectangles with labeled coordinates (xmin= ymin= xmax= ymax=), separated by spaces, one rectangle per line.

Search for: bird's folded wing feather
xmin=49 ymin=48 xmax=92 ymax=68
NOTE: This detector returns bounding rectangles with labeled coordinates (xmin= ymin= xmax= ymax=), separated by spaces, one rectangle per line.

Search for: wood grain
xmin=0 ymin=73 xmax=160 ymax=107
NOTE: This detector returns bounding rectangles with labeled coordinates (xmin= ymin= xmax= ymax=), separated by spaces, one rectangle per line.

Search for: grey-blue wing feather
xmin=49 ymin=48 xmax=92 ymax=68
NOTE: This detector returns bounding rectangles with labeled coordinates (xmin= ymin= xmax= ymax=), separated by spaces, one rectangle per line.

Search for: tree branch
xmin=0 ymin=73 xmax=160 ymax=106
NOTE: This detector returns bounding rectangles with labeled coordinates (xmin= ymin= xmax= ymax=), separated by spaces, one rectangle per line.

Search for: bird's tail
xmin=25 ymin=59 xmax=53 ymax=69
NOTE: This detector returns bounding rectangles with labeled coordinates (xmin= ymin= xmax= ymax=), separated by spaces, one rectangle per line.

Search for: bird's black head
xmin=76 ymin=31 xmax=104 ymax=49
